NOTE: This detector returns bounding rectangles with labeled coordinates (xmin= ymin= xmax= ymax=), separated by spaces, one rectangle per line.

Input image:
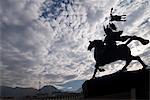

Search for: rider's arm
xmin=118 ymin=36 xmax=131 ymax=42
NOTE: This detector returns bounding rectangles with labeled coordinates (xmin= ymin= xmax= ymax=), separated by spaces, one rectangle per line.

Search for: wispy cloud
xmin=1 ymin=0 xmax=150 ymax=90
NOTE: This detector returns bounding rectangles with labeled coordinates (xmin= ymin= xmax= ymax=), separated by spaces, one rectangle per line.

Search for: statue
xmin=88 ymin=8 xmax=149 ymax=79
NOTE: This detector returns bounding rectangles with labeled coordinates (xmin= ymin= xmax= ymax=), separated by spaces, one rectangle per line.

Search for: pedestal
xmin=82 ymin=69 xmax=149 ymax=99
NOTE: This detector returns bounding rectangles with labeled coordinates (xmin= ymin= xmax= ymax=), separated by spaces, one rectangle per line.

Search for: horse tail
xmin=125 ymin=36 xmax=149 ymax=46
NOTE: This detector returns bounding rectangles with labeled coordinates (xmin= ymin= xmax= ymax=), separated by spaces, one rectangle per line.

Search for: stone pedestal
xmin=82 ymin=69 xmax=149 ymax=99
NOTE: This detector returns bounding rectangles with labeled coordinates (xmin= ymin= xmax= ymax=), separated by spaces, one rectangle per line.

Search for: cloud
xmin=1 ymin=0 xmax=51 ymax=88
xmin=1 ymin=0 xmax=150 ymax=91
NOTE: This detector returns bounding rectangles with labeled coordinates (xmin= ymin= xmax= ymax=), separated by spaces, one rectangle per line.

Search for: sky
xmin=1 ymin=0 xmax=150 ymax=91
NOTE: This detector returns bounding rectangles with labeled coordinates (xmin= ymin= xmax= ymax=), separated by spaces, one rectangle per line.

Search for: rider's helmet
xmin=109 ymin=23 xmax=117 ymax=30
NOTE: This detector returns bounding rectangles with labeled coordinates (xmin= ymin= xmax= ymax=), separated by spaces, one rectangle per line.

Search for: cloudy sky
xmin=1 ymin=0 xmax=150 ymax=91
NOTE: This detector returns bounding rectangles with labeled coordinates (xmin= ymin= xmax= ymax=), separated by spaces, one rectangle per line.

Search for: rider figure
xmin=103 ymin=23 xmax=126 ymax=48
xmin=103 ymin=22 xmax=149 ymax=49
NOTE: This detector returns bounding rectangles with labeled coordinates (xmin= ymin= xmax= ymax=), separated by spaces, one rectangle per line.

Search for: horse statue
xmin=88 ymin=36 xmax=149 ymax=79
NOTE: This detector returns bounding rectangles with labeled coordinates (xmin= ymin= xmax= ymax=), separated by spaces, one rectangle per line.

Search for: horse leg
xmin=92 ymin=68 xmax=98 ymax=79
xmin=122 ymin=59 xmax=132 ymax=71
xmin=92 ymin=64 xmax=99 ymax=79
xmin=132 ymin=56 xmax=147 ymax=69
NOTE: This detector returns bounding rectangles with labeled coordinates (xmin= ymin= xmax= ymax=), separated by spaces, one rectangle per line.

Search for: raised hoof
xmin=142 ymin=40 xmax=149 ymax=45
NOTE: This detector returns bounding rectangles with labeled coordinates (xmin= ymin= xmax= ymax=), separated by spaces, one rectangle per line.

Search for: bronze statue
xmin=88 ymin=38 xmax=149 ymax=79
xmin=88 ymin=8 xmax=149 ymax=79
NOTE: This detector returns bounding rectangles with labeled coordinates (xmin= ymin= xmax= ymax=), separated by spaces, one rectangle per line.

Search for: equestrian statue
xmin=88 ymin=8 xmax=149 ymax=79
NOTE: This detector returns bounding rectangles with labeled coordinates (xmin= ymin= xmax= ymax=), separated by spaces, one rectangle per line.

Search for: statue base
xmin=82 ymin=69 xmax=150 ymax=99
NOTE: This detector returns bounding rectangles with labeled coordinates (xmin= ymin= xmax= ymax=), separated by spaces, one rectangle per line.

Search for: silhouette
xmin=82 ymin=69 xmax=150 ymax=99
xmin=103 ymin=23 xmax=149 ymax=49
xmin=84 ymin=7 xmax=149 ymax=99
xmin=110 ymin=8 xmax=126 ymax=21
xmin=103 ymin=23 xmax=125 ymax=47
xmin=109 ymin=23 xmax=117 ymax=30
xmin=88 ymin=9 xmax=149 ymax=79
xmin=88 ymin=38 xmax=149 ymax=79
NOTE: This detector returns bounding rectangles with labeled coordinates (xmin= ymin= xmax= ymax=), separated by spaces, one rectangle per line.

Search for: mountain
xmin=58 ymin=80 xmax=85 ymax=92
xmin=0 ymin=85 xmax=61 ymax=97
xmin=0 ymin=86 xmax=37 ymax=97
xmin=36 ymin=85 xmax=61 ymax=96
xmin=75 ymin=87 xmax=82 ymax=93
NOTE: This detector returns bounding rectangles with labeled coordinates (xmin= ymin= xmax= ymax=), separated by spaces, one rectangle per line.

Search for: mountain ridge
xmin=0 ymin=85 xmax=61 ymax=97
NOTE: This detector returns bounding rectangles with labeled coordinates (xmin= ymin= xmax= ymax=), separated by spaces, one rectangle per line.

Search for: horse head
xmin=88 ymin=40 xmax=104 ymax=51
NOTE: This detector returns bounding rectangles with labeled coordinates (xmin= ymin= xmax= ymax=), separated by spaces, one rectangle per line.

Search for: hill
xmin=0 ymin=85 xmax=61 ymax=97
